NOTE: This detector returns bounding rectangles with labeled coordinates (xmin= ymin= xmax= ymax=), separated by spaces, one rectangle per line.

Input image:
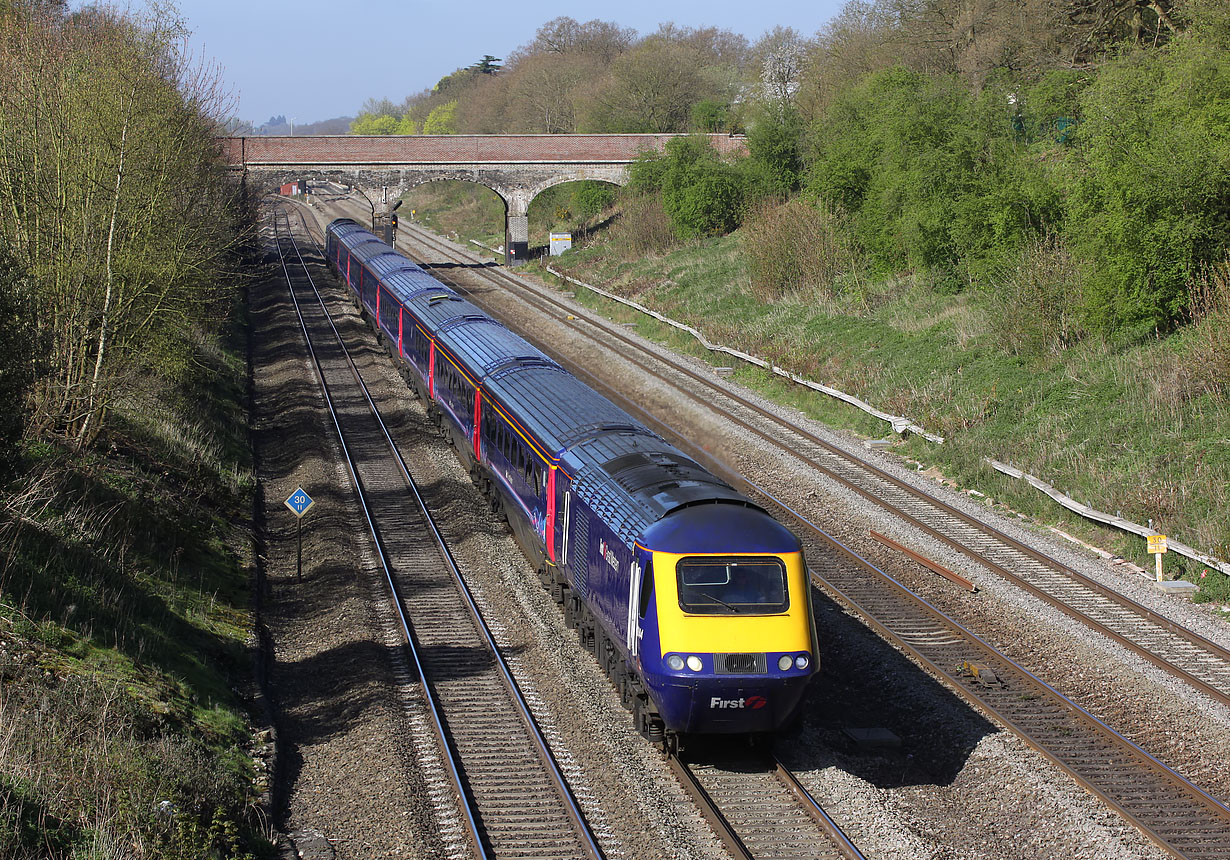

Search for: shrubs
xmin=570 ymin=181 xmax=616 ymax=221
xmin=610 ymin=192 xmax=676 ymax=256
xmin=1182 ymin=254 xmax=1230 ymax=402
xmin=988 ymin=236 xmax=1084 ymax=357
xmin=742 ymin=198 xmax=863 ymax=303
xmin=1065 ymin=39 xmax=1230 ymax=333
xmin=0 ymin=665 xmax=255 ymax=859
xmin=629 ymin=136 xmax=747 ymax=239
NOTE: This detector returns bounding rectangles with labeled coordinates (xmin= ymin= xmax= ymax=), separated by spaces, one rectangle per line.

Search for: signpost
xmin=1147 ymin=534 xmax=1168 ymax=582
xmin=284 ymin=487 xmax=315 ymax=580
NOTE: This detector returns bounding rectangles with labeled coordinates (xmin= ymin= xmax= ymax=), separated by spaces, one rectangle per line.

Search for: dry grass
xmin=609 ymin=192 xmax=677 ymax=258
xmin=1183 ymin=255 xmax=1230 ymax=402
xmin=987 ymin=236 xmax=1084 ymax=357
xmin=740 ymin=198 xmax=864 ymax=307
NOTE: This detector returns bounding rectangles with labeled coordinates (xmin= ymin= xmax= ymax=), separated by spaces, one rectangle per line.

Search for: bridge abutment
xmin=505 ymin=213 xmax=529 ymax=266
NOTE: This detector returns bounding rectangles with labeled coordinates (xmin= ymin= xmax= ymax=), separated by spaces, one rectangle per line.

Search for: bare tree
xmin=0 ymin=5 xmax=246 ymax=447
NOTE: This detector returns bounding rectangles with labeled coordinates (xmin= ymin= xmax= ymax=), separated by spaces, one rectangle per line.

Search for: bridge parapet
xmin=220 ymin=133 xmax=746 ymax=168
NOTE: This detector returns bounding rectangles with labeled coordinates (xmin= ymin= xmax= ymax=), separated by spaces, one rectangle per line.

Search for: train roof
xmin=327 ymin=218 xmax=364 ymax=239
xmin=439 ymin=318 xmax=557 ymax=382
xmin=383 ymin=268 xmax=443 ymax=297
xmin=349 ymin=238 xmax=395 ymax=265
xmin=364 ymin=252 xmax=417 ymax=278
xmin=401 ymin=288 xmax=487 ymax=334
xmin=485 ymin=365 xmax=639 ymax=451
xmin=569 ymin=431 xmax=748 ymax=546
xmin=641 ymin=503 xmax=800 ymax=555
xmin=483 ymin=363 xmax=747 ymax=544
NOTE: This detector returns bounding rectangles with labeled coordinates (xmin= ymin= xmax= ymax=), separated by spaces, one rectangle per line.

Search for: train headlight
xmin=795 ymin=654 xmax=810 ymax=670
xmin=686 ymin=655 xmax=703 ymax=672
xmin=666 ymin=654 xmax=685 ymax=671
xmin=778 ymin=655 xmax=793 ymax=671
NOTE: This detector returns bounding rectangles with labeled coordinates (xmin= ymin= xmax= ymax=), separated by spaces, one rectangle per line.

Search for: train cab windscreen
xmin=676 ymin=557 xmax=788 ymax=615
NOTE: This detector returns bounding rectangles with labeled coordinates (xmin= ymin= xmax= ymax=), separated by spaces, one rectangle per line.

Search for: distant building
xmin=279 ymin=182 xmax=300 ymax=197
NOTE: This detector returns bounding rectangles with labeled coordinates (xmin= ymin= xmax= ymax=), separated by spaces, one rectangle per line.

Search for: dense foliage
xmin=350 ymin=2 xmax=1229 ymax=336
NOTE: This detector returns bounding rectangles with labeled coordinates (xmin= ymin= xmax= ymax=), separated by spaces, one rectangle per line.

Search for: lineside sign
xmin=1148 ymin=534 xmax=1168 ymax=582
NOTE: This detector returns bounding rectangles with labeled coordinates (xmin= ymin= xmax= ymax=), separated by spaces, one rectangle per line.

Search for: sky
xmin=74 ymin=0 xmax=848 ymax=126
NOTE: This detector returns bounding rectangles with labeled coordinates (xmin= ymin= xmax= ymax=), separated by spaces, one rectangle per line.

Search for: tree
xmin=505 ymin=51 xmax=596 ymax=132
xmin=0 ymin=237 xmax=41 ymax=463
xmin=1065 ymin=38 xmax=1230 ymax=331
xmin=515 ymin=16 xmax=634 ymax=62
xmin=422 ymin=100 xmax=458 ymax=134
xmin=753 ymin=26 xmax=808 ymax=111
xmin=593 ymin=39 xmax=712 ymax=132
xmin=349 ymin=112 xmax=397 ymax=134
xmin=0 ymin=5 xmax=246 ymax=446
xmin=469 ymin=54 xmax=502 ymax=74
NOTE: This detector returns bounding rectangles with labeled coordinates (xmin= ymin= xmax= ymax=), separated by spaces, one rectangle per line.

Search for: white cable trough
xmin=987 ymin=459 xmax=1230 ymax=576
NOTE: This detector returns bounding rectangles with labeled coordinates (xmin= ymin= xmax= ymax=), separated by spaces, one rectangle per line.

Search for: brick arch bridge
xmin=220 ymin=134 xmax=747 ymax=265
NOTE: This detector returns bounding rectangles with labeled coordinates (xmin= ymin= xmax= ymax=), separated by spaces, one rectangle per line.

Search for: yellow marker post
xmin=1147 ymin=534 xmax=1168 ymax=582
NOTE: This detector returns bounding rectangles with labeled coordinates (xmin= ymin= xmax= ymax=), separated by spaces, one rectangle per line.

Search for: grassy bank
xmin=0 ymin=299 xmax=266 ymax=858
xmin=399 ymin=180 xmax=1230 ymax=608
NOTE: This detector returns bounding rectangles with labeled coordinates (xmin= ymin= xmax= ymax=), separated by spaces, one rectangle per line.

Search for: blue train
xmin=324 ymin=218 xmax=818 ymax=743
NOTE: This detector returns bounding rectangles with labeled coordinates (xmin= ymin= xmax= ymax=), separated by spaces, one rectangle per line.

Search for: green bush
xmin=744 ymin=108 xmax=804 ymax=196
xmin=1191 ymin=567 xmax=1230 ymax=604
xmin=627 ymin=136 xmax=747 ymax=238
xmin=806 ymin=67 xmax=1060 ymax=287
xmin=1065 ymin=39 xmax=1230 ymax=333
xmin=691 ymin=99 xmax=730 ymax=132
xmin=571 ymin=182 xmax=616 ymax=221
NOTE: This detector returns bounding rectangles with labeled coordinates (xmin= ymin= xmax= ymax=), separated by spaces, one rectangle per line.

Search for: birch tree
xmin=0 ymin=4 xmax=245 ymax=448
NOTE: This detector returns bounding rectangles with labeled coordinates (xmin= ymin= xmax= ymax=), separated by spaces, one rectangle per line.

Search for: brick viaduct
xmin=220 ymin=134 xmax=747 ymax=264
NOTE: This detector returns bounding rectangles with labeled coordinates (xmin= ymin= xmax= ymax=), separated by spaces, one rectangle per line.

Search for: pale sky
xmin=75 ymin=0 xmax=848 ymax=126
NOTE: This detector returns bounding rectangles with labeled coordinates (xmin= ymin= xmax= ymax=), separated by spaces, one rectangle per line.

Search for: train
xmin=324 ymin=217 xmax=818 ymax=745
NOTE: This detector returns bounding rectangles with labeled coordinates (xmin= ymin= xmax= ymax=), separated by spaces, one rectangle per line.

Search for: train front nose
xmin=649 ymin=654 xmax=816 ymax=733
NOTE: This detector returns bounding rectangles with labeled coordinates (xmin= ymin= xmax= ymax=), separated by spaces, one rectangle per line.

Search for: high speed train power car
xmin=325 ymin=218 xmax=818 ymax=743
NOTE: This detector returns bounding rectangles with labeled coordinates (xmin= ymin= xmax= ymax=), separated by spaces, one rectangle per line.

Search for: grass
xmin=414 ymin=186 xmax=1230 ymax=598
xmin=0 ymin=297 xmax=267 ymax=858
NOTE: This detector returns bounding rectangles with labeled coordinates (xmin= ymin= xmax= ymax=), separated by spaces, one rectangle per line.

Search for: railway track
xmin=365 ymin=217 xmax=1230 ymax=857
xmin=668 ymin=750 xmax=866 ymax=860
xmin=293 ymin=203 xmax=873 ymax=860
xmin=752 ymin=484 xmax=1230 ymax=860
xmin=272 ymin=209 xmax=603 ymax=860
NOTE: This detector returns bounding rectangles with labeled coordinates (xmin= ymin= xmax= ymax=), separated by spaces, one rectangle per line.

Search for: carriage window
xmin=676 ymin=557 xmax=788 ymax=615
